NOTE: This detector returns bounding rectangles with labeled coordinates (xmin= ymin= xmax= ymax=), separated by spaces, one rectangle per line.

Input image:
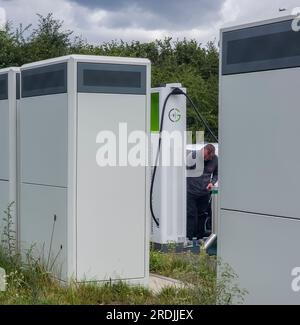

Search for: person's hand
xmin=207 ymin=183 xmax=214 ymax=191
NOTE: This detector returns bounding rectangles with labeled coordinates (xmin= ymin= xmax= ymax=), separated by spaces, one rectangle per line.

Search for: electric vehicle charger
xmin=19 ymin=55 xmax=151 ymax=285
xmin=150 ymin=87 xmax=218 ymax=227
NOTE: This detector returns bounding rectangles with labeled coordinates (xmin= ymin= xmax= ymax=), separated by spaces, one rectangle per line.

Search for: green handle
xmin=211 ymin=188 xmax=218 ymax=195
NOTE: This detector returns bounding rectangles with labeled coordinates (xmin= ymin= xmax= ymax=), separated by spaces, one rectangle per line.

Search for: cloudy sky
xmin=0 ymin=0 xmax=300 ymax=44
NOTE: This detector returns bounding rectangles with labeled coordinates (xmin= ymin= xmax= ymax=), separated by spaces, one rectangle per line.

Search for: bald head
xmin=203 ymin=144 xmax=216 ymax=161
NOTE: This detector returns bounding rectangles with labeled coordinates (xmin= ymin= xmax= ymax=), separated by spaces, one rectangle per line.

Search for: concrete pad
xmin=149 ymin=273 xmax=185 ymax=294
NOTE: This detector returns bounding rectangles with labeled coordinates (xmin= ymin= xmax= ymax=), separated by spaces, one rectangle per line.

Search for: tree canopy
xmin=0 ymin=13 xmax=219 ymax=141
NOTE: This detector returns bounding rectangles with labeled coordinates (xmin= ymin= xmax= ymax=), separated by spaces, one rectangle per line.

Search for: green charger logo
xmin=168 ymin=108 xmax=181 ymax=123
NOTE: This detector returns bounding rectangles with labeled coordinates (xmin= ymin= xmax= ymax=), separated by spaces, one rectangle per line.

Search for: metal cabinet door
xmin=76 ymin=93 xmax=147 ymax=282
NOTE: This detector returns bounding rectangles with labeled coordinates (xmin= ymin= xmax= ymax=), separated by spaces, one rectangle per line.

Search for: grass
xmin=0 ymin=247 xmax=246 ymax=305
xmin=0 ymin=206 xmax=247 ymax=305
xmin=150 ymin=248 xmax=247 ymax=305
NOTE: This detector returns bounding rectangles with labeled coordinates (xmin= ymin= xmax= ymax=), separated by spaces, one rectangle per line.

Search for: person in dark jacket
xmin=186 ymin=144 xmax=218 ymax=240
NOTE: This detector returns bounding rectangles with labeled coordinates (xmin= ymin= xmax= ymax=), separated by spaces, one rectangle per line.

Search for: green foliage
xmin=1 ymin=202 xmax=17 ymax=259
xmin=0 ymin=13 xmax=219 ymax=140
xmin=0 ymin=246 xmax=246 ymax=305
xmin=0 ymin=204 xmax=245 ymax=305
xmin=150 ymin=249 xmax=247 ymax=305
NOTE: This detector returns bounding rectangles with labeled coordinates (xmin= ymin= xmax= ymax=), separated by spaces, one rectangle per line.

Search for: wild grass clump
xmin=0 ymin=204 xmax=246 ymax=305
xmin=150 ymin=248 xmax=247 ymax=305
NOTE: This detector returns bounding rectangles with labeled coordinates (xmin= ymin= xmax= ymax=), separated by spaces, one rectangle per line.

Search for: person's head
xmin=202 ymin=144 xmax=216 ymax=161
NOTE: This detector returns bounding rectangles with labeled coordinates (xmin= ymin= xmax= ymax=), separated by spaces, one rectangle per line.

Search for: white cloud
xmin=219 ymin=0 xmax=300 ymax=29
xmin=220 ymin=0 xmax=241 ymax=24
xmin=0 ymin=0 xmax=78 ymax=31
xmin=200 ymin=0 xmax=300 ymax=44
xmin=0 ymin=0 xmax=223 ymax=44
xmin=1 ymin=0 xmax=300 ymax=45
xmin=0 ymin=6 xmax=6 ymax=29
xmin=89 ymin=10 xmax=107 ymax=25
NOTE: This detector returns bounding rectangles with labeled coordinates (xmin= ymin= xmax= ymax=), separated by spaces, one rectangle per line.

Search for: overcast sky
xmin=1 ymin=0 xmax=300 ymax=45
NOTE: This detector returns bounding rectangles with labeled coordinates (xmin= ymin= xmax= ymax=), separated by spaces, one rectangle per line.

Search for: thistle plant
xmin=1 ymin=202 xmax=17 ymax=260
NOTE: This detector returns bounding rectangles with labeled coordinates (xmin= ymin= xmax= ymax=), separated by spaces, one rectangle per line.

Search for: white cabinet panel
xmin=218 ymin=210 xmax=300 ymax=305
xmin=220 ymin=68 xmax=300 ymax=219
xmin=20 ymin=184 xmax=67 ymax=280
xmin=0 ymin=101 xmax=9 ymax=180
xmin=76 ymin=93 xmax=147 ymax=281
xmin=20 ymin=94 xmax=68 ymax=187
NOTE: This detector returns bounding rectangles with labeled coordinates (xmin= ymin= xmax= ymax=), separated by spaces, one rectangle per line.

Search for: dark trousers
xmin=187 ymin=192 xmax=210 ymax=240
